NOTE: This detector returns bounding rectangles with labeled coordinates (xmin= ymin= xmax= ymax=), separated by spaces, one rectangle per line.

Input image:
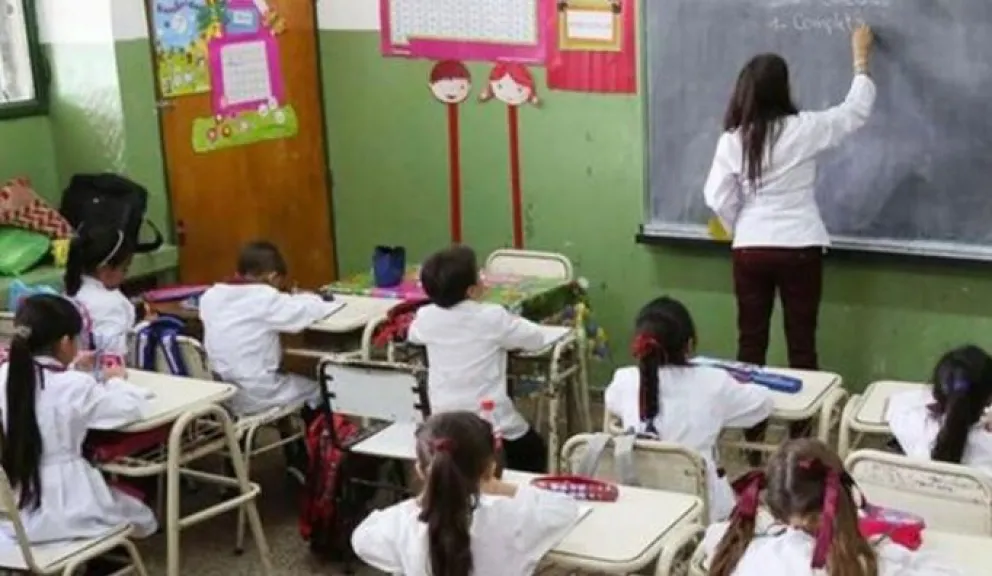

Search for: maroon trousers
xmin=733 ymin=247 xmax=823 ymax=449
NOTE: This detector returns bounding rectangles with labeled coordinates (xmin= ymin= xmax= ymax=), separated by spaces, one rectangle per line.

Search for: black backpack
xmin=60 ymin=173 xmax=164 ymax=253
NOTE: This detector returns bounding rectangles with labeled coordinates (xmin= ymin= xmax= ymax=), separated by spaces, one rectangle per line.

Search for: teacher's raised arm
xmin=702 ymin=25 xmax=875 ymax=459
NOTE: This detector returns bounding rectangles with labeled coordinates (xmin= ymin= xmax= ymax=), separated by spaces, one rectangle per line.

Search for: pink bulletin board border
xmin=208 ymin=31 xmax=286 ymax=116
xmin=379 ymin=0 xmax=550 ymax=63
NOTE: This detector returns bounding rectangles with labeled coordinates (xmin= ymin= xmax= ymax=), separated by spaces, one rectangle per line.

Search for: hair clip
xmin=631 ymin=332 xmax=659 ymax=359
xmin=432 ymin=438 xmax=455 ymax=453
xmin=949 ymin=378 xmax=970 ymax=393
xmin=12 ymin=325 xmax=31 ymax=340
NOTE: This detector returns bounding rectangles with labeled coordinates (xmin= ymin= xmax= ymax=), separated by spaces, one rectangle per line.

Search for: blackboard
xmin=643 ymin=0 xmax=992 ymax=260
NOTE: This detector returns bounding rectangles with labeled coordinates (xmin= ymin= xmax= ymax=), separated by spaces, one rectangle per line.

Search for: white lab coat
xmin=199 ymin=283 xmax=342 ymax=416
xmin=408 ymin=301 xmax=564 ymax=440
xmin=604 ymin=365 xmax=774 ymax=521
xmin=700 ymin=519 xmax=963 ymax=575
xmin=0 ymin=358 xmax=157 ymax=544
xmin=72 ymin=276 xmax=136 ymax=358
xmin=703 ymin=74 xmax=876 ymax=248
xmin=886 ymin=389 xmax=992 ymax=477
xmin=352 ymin=485 xmax=579 ymax=576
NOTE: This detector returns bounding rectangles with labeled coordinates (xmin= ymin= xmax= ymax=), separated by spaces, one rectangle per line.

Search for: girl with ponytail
xmin=886 ymin=345 xmax=992 ymax=475
xmin=352 ymin=411 xmax=578 ymax=576
xmin=604 ymin=295 xmax=773 ymax=521
xmin=0 ymin=294 xmax=157 ymax=544
xmin=703 ymin=438 xmax=962 ymax=575
xmin=64 ymin=225 xmax=139 ymax=361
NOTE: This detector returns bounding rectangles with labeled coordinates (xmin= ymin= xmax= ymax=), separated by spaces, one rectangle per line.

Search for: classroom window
xmin=0 ymin=0 xmax=45 ymax=118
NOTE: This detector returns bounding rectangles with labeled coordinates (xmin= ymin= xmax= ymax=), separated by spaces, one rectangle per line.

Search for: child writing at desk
xmin=199 ymin=241 xmax=341 ymax=481
xmin=886 ymin=345 xmax=992 ymax=476
xmin=409 ymin=245 xmax=565 ymax=473
xmin=702 ymin=438 xmax=962 ymax=575
xmin=604 ymin=296 xmax=773 ymax=521
xmin=352 ymin=411 xmax=579 ymax=576
xmin=64 ymin=225 xmax=142 ymax=365
xmin=0 ymin=294 xmax=157 ymax=545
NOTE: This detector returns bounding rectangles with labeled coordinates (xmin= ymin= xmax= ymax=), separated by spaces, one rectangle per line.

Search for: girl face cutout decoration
xmin=429 ymin=60 xmax=472 ymax=105
xmin=480 ymin=62 xmax=539 ymax=107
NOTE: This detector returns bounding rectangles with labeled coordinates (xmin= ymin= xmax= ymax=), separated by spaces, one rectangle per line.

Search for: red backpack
xmin=299 ymin=412 xmax=379 ymax=561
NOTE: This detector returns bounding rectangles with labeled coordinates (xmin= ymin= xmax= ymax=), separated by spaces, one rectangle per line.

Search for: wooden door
xmin=150 ymin=0 xmax=336 ymax=288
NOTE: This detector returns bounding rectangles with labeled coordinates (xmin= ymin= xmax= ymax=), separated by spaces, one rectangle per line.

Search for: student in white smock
xmin=0 ymin=294 xmax=156 ymax=546
xmin=408 ymin=245 xmax=564 ymax=473
xmin=886 ymin=345 xmax=992 ymax=477
xmin=352 ymin=411 xmax=579 ymax=576
xmin=199 ymin=241 xmax=342 ymax=477
xmin=64 ymin=226 xmax=140 ymax=362
xmin=702 ymin=439 xmax=962 ymax=576
xmin=604 ymin=296 xmax=773 ymax=521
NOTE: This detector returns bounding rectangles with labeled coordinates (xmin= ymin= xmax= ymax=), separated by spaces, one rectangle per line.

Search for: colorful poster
xmin=152 ymin=0 xmax=217 ymax=97
xmin=192 ymin=0 xmax=296 ymax=152
xmin=380 ymin=0 xmax=550 ymax=63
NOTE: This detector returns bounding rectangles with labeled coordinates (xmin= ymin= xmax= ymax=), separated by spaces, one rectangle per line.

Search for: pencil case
xmin=531 ymin=475 xmax=618 ymax=502
xmin=858 ymin=503 xmax=925 ymax=550
xmin=691 ymin=356 xmax=803 ymax=394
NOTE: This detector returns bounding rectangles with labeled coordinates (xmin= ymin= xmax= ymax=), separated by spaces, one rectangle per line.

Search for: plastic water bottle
xmin=479 ymin=399 xmax=505 ymax=478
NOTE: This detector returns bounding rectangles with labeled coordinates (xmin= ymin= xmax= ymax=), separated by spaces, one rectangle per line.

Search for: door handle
xmin=175 ymin=220 xmax=187 ymax=246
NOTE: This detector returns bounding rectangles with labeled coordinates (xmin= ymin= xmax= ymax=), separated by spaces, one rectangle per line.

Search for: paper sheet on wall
xmin=152 ymin=0 xmax=213 ymax=97
xmin=380 ymin=0 xmax=549 ymax=63
xmin=546 ymin=0 xmax=636 ymax=93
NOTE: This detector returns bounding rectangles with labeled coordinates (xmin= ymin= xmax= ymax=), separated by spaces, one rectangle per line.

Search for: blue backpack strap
xmin=158 ymin=322 xmax=189 ymax=377
xmin=136 ymin=322 xmax=160 ymax=372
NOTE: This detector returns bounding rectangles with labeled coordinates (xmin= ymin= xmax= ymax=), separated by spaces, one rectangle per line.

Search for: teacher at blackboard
xmin=703 ymin=25 xmax=875 ymax=442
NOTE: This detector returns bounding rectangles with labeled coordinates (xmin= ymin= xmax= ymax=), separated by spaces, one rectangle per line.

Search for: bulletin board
xmin=380 ymin=0 xmax=550 ymax=63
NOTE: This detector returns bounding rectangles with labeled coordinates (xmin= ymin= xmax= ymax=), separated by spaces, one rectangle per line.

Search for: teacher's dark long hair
xmin=723 ymin=54 xmax=799 ymax=185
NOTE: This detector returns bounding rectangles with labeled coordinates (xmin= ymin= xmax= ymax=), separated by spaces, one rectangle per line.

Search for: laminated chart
xmin=380 ymin=0 xmax=548 ymax=63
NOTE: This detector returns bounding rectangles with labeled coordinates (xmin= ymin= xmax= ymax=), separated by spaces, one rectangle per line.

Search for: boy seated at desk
xmin=408 ymin=245 xmax=566 ymax=473
xmin=199 ymin=241 xmax=342 ymax=482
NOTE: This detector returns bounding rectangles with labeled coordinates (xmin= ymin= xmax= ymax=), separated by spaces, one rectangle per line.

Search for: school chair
xmin=845 ymin=449 xmax=992 ymax=535
xmin=0 ymin=468 xmax=149 ymax=575
xmin=560 ymin=433 xmax=707 ymax=576
xmin=562 ymin=433 xmax=710 ymax=524
xmin=484 ymin=249 xmax=575 ymax=281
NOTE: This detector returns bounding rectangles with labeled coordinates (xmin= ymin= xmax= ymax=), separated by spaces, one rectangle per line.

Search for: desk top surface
xmin=855 ymin=380 xmax=929 ymax=428
xmin=122 ymin=369 xmax=235 ymax=432
xmin=764 ymin=368 xmax=842 ymax=417
xmin=505 ymin=471 xmax=702 ymax=569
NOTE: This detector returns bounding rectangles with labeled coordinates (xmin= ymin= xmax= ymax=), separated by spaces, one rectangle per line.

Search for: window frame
xmin=0 ymin=0 xmax=48 ymax=119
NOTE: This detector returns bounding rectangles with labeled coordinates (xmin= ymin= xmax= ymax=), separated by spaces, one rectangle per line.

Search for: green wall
xmin=0 ymin=116 xmax=58 ymax=199
xmin=319 ymin=31 xmax=992 ymax=391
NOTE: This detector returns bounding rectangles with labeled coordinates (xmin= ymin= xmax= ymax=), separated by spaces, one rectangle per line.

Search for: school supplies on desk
xmin=691 ymin=356 xmax=803 ymax=393
xmin=373 ymin=245 xmax=406 ymax=288
xmin=859 ymin=504 xmax=925 ymax=550
xmin=6 ymin=279 xmax=58 ymax=312
xmin=531 ymin=475 xmax=619 ymax=502
xmin=142 ymin=284 xmax=209 ymax=304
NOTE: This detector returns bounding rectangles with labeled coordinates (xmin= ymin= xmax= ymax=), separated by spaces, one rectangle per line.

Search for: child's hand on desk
xmin=103 ymin=364 xmax=128 ymax=381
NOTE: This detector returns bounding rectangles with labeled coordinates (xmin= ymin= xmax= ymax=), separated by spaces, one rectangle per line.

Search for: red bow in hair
xmin=797 ymin=458 xmax=842 ymax=569
xmin=631 ymin=332 xmax=659 ymax=359
xmin=432 ymin=438 xmax=455 ymax=453
xmin=730 ymin=470 xmax=766 ymax=520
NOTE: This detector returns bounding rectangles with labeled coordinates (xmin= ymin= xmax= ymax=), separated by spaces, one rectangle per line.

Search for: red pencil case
xmin=530 ymin=475 xmax=618 ymax=502
xmin=858 ymin=504 xmax=925 ymax=550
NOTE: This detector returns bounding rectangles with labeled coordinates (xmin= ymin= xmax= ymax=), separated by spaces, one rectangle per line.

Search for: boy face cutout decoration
xmin=429 ymin=60 xmax=472 ymax=105
xmin=481 ymin=62 xmax=539 ymax=107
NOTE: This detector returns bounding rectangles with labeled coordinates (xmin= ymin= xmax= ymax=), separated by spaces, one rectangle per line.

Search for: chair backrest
xmin=484 ymin=249 xmax=574 ymax=281
xmin=0 ymin=466 xmax=42 ymax=572
xmin=845 ymin=449 xmax=992 ymax=535
xmin=562 ymin=432 xmax=709 ymax=520
xmin=603 ymin=410 xmax=624 ymax=435
xmin=319 ymin=355 xmax=428 ymax=424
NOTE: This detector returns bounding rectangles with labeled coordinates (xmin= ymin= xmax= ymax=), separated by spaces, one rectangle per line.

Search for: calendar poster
xmin=193 ymin=21 xmax=297 ymax=152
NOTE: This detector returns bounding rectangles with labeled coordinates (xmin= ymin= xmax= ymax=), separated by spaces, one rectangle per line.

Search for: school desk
xmin=504 ymin=471 xmax=704 ymax=575
xmin=98 ymin=370 xmax=274 ymax=576
xmin=715 ymin=368 xmax=846 ymax=455
xmin=838 ymin=380 xmax=929 ymax=458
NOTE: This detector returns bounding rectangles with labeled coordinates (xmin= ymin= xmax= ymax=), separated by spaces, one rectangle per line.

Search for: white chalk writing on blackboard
xmin=769 ymin=12 xmax=866 ymax=34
